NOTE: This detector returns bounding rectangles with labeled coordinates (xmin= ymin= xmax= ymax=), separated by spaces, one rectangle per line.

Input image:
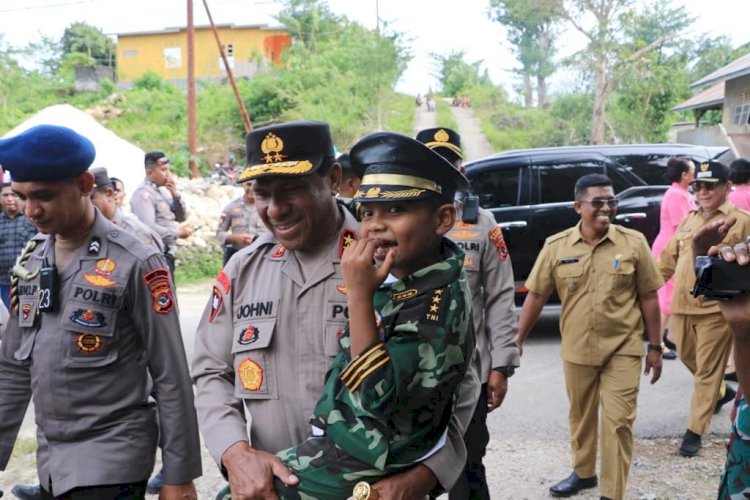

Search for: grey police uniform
xmin=0 ymin=210 xmax=201 ymax=495
xmin=192 ymin=204 xmax=480 ymax=490
xmin=130 ymin=180 xmax=187 ymax=253
xmin=113 ymin=206 xmax=165 ymax=253
xmin=216 ymin=196 xmax=267 ymax=251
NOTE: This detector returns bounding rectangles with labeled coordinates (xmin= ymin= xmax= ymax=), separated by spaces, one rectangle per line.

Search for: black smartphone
xmin=692 ymin=256 xmax=750 ymax=301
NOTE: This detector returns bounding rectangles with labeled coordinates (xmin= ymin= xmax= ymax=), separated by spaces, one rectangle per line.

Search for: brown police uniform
xmin=525 ymin=222 xmax=663 ymax=499
xmin=0 ymin=210 xmax=201 ymax=496
xmin=216 ymin=196 xmax=267 ymax=251
xmin=192 ymin=204 xmax=480 ymax=490
xmin=657 ymin=200 xmax=750 ymax=435
xmin=130 ymin=180 xmax=187 ymax=253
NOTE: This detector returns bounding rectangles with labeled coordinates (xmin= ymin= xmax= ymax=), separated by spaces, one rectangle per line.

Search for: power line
xmin=0 ymin=0 xmax=98 ymax=13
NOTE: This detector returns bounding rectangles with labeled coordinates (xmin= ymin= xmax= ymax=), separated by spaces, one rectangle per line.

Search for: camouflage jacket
xmin=310 ymin=238 xmax=474 ymax=470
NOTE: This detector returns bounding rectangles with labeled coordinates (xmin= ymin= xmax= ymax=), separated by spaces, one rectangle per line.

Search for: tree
xmin=560 ymin=0 xmax=688 ymax=144
xmin=489 ymin=0 xmax=561 ymax=108
xmin=61 ymin=22 xmax=115 ymax=67
xmin=432 ymin=51 xmax=490 ymax=97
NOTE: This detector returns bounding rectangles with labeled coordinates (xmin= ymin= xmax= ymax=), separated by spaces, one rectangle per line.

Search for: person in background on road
xmin=192 ymin=121 xmax=480 ymax=500
xmin=650 ymin=157 xmax=696 ymax=360
xmin=417 ymin=126 xmax=519 ymax=500
xmin=111 ymin=176 xmax=126 ymax=208
xmin=516 ymin=173 xmax=663 ymax=500
xmin=271 ymin=131 xmax=475 ymax=498
xmin=691 ymin=218 xmax=750 ymax=498
xmin=216 ymin=180 xmax=267 ymax=266
xmin=0 ymin=180 xmax=37 ymax=308
xmin=657 ymin=160 xmax=750 ymax=458
xmin=130 ymin=151 xmax=193 ymax=274
xmin=335 ymin=152 xmax=361 ymax=201
xmin=0 ymin=124 xmax=201 ymax=500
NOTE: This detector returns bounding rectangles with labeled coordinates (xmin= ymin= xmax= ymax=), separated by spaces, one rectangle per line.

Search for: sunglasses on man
xmin=579 ymin=198 xmax=618 ymax=209
xmin=689 ymin=181 xmax=724 ymax=193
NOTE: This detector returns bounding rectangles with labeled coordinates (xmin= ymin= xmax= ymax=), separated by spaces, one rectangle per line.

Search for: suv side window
xmin=533 ymin=160 xmax=605 ymax=204
xmin=609 ymin=154 xmax=670 ymax=185
xmin=471 ymin=166 xmax=522 ymax=208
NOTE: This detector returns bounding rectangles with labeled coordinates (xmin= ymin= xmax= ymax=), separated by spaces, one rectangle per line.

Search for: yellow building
xmin=116 ymin=24 xmax=291 ymax=85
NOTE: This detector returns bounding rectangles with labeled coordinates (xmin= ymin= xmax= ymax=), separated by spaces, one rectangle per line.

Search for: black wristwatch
xmin=647 ymin=343 xmax=664 ymax=353
xmin=493 ymin=365 xmax=515 ymax=378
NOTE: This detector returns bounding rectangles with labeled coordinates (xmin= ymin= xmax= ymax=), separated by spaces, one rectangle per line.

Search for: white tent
xmin=2 ymin=104 xmax=145 ymax=203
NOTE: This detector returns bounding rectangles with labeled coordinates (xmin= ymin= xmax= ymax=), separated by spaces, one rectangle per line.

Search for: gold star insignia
xmin=343 ymin=234 xmax=354 ymax=247
xmin=432 ymin=296 xmax=441 ymax=304
xmin=429 ymin=304 xmax=439 ymax=313
xmin=434 ymin=289 xmax=444 ymax=296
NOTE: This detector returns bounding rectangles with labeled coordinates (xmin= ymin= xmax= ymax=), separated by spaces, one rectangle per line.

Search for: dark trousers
xmin=223 ymin=246 xmax=238 ymax=267
xmin=449 ymin=383 xmax=490 ymax=500
xmin=41 ymin=481 xmax=147 ymax=500
xmin=164 ymin=253 xmax=176 ymax=276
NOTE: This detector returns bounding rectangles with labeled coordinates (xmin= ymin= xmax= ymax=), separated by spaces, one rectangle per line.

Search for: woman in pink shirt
xmin=653 ymin=157 xmax=695 ymax=358
xmin=729 ymin=158 xmax=750 ymax=210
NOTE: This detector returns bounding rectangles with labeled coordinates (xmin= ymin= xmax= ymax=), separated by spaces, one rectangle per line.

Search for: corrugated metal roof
xmin=673 ymin=81 xmax=724 ymax=112
xmin=691 ymin=51 xmax=750 ymax=89
xmin=116 ymin=23 xmax=282 ymax=37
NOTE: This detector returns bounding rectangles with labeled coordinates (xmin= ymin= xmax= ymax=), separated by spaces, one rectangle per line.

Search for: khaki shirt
xmin=192 ymin=204 xmax=480 ymax=489
xmin=526 ymin=223 xmax=663 ymax=366
xmin=0 ymin=210 xmax=201 ymax=495
xmin=216 ymin=196 xmax=267 ymax=250
xmin=448 ymin=207 xmax=519 ymax=381
xmin=130 ymin=180 xmax=187 ymax=250
xmin=658 ymin=201 xmax=750 ymax=315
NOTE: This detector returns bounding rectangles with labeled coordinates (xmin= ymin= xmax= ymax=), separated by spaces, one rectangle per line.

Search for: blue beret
xmin=0 ymin=125 xmax=96 ymax=182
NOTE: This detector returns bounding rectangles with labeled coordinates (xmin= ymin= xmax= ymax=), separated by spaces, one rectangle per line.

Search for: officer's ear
xmin=78 ymin=172 xmax=95 ymax=198
xmin=325 ymin=162 xmax=343 ymax=196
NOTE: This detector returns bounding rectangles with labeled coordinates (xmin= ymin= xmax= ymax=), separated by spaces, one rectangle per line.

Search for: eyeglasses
xmin=579 ymin=198 xmax=618 ymax=209
xmin=689 ymin=181 xmax=721 ymax=193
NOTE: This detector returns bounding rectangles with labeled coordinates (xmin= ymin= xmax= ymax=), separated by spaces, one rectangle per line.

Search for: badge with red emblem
xmin=237 ymin=324 xmax=259 ymax=345
xmin=70 ymin=308 xmax=107 ymax=328
xmin=76 ymin=333 xmax=102 ymax=353
xmin=339 ymin=229 xmax=357 ymax=258
xmin=21 ymin=303 xmax=32 ymax=321
xmin=143 ymin=268 xmax=175 ymax=314
xmin=209 ymin=286 xmax=223 ymax=323
xmin=488 ymin=226 xmax=509 ymax=261
xmin=83 ymin=258 xmax=118 ymax=287
xmin=238 ymin=358 xmax=263 ymax=391
xmin=271 ymin=245 xmax=286 ymax=258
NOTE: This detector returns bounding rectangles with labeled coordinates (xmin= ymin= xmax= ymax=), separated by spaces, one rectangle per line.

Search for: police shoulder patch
xmin=143 ymin=268 xmax=175 ymax=314
xmin=488 ymin=226 xmax=509 ymax=261
xmin=209 ymin=286 xmax=223 ymax=323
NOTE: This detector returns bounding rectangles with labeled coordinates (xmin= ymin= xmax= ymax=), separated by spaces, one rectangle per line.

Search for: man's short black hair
xmin=110 ymin=177 xmax=124 ymax=191
xmin=574 ymin=174 xmax=613 ymax=200
xmin=1 ymin=182 xmax=11 ymax=189
xmin=730 ymin=158 xmax=750 ymax=185
xmin=145 ymin=151 xmax=166 ymax=168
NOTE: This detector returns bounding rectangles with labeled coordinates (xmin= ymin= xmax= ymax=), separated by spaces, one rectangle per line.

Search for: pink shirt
xmin=729 ymin=185 xmax=750 ymax=211
xmin=652 ymin=182 xmax=695 ymax=258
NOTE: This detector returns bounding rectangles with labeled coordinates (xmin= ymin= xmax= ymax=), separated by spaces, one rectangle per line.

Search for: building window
xmin=164 ymin=47 xmax=181 ymax=69
xmin=222 ymin=44 xmax=234 ymax=57
xmin=123 ymin=50 xmax=138 ymax=57
xmin=734 ymin=89 xmax=750 ymax=125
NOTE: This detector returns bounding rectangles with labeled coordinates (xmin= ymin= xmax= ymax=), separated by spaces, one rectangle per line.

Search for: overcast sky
xmin=1 ymin=0 xmax=748 ymax=97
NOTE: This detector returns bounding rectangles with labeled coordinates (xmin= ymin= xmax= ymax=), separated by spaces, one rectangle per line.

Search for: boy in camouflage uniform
xmin=274 ymin=132 xmax=476 ymax=499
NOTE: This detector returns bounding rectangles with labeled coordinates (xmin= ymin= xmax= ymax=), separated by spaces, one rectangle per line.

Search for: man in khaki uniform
xmin=192 ymin=121 xmax=480 ymax=499
xmin=417 ymin=127 xmax=519 ymax=499
xmin=657 ymin=160 xmax=750 ymax=457
xmin=0 ymin=125 xmax=201 ymax=499
xmin=216 ymin=181 xmax=267 ymax=265
xmin=516 ymin=174 xmax=663 ymax=500
xmin=130 ymin=151 xmax=192 ymax=272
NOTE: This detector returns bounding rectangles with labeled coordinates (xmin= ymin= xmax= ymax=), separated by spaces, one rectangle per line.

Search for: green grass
xmin=11 ymin=436 xmax=37 ymax=458
xmin=174 ymin=247 xmax=224 ymax=286
xmin=382 ymin=92 xmax=416 ymax=136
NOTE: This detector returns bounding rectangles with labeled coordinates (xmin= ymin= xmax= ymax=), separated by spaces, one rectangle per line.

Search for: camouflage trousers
xmin=274 ymin=435 xmax=401 ymax=500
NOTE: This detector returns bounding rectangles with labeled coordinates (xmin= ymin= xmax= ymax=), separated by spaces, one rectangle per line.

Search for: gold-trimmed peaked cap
xmin=238 ymin=121 xmax=335 ymax=182
xmin=693 ymin=160 xmax=729 ymax=183
xmin=350 ymin=131 xmax=469 ymax=203
xmin=415 ymin=127 xmax=462 ymax=163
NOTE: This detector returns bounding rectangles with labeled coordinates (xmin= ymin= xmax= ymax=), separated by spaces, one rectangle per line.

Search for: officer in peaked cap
xmin=0 ymin=125 xmax=201 ymax=499
xmin=194 ymin=122 xmax=480 ymax=500
xmin=658 ymin=158 xmax=750 ymax=458
xmin=415 ymin=127 xmax=463 ymax=167
xmin=350 ymin=131 xmax=469 ymax=203
xmin=417 ymin=125 xmax=521 ymax=500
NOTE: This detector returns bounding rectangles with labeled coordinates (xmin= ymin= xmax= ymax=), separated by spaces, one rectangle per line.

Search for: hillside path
xmin=450 ymin=104 xmax=493 ymax=161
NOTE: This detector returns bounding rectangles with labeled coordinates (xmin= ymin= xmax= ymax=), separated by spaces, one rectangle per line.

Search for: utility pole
xmin=187 ymin=0 xmax=199 ymax=178
xmin=375 ymin=0 xmax=382 ymax=131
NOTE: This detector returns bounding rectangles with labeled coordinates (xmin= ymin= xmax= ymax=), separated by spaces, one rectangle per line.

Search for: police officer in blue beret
xmin=0 ymin=125 xmax=202 ymax=500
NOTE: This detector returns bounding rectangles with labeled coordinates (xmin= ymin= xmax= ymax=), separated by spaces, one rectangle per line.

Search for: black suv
xmin=464 ymin=144 xmax=729 ymax=303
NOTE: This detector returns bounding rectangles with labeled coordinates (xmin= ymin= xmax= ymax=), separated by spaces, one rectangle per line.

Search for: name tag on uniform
xmin=560 ymin=257 xmax=579 ymax=265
